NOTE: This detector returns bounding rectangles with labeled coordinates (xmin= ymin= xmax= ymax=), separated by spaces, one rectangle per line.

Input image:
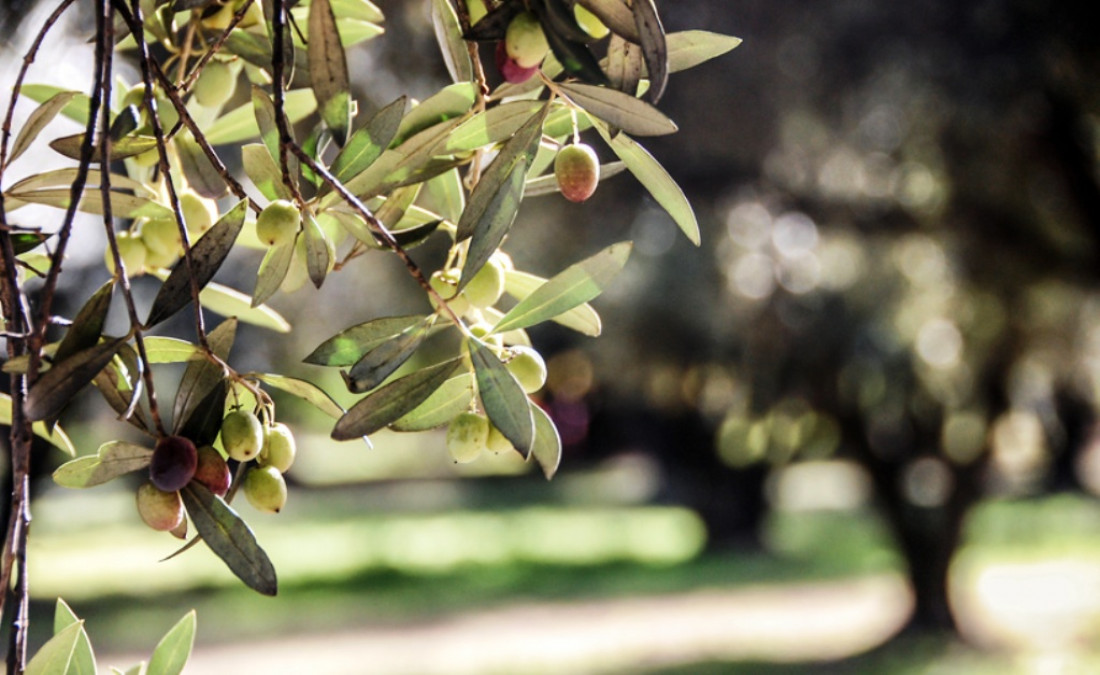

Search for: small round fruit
xmin=180 ymin=190 xmax=217 ymax=234
xmin=255 ymin=199 xmax=300 ymax=247
xmin=506 ymin=345 xmax=547 ymax=393
xmin=105 ymin=231 xmax=147 ymax=276
xmin=193 ymin=61 xmax=236 ymax=108
xmin=447 ymin=412 xmax=489 ymax=463
xmin=149 ymin=435 xmax=199 ymax=492
xmin=464 ymin=259 xmax=505 ymax=308
xmin=429 ymin=268 xmax=471 ymax=315
xmin=505 ymin=11 xmax=549 ymax=68
xmin=495 ymin=40 xmax=539 ymax=84
xmin=554 ymin=143 xmax=600 ymax=203
xmin=193 ymin=445 xmax=231 ymax=496
xmin=487 ymin=424 xmax=515 ymax=454
xmin=259 ymin=423 xmax=296 ymax=472
xmin=136 ymin=481 xmax=185 ymax=531
xmin=141 ymin=218 xmax=182 ymax=257
xmin=220 ymin=409 xmax=264 ymax=461
xmin=243 ymin=465 xmax=288 ymax=513
xmin=573 ymin=4 xmax=610 ymax=39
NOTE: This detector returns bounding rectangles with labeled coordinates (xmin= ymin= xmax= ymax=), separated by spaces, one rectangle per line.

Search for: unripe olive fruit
xmin=141 ymin=218 xmax=182 ymax=257
xmin=554 ymin=143 xmax=600 ymax=203
xmin=495 ymin=40 xmax=539 ymax=84
xmin=259 ymin=422 xmax=296 ymax=472
xmin=464 ymin=259 xmax=505 ymax=308
xmin=220 ymin=409 xmax=264 ymax=461
xmin=429 ymin=268 xmax=471 ymax=315
xmin=505 ymin=11 xmax=549 ymax=68
xmin=136 ymin=481 xmax=185 ymax=531
xmin=243 ymin=465 xmax=288 ymax=513
xmin=194 ymin=61 xmax=236 ymax=108
xmin=255 ymin=199 xmax=300 ymax=247
xmin=149 ymin=435 xmax=199 ymax=492
xmin=180 ymin=190 xmax=217 ymax=234
xmin=487 ymin=423 xmax=515 ymax=454
xmin=105 ymin=231 xmax=147 ymax=276
xmin=447 ymin=412 xmax=489 ymax=463
xmin=193 ymin=445 xmax=231 ymax=497
xmin=573 ymin=4 xmax=610 ymax=39
xmin=505 ymin=345 xmax=547 ymax=393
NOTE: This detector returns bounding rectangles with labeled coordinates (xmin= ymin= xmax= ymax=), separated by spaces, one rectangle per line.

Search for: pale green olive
xmin=243 ymin=465 xmax=288 ymax=513
xmin=255 ymin=199 xmax=300 ymax=247
xmin=505 ymin=345 xmax=547 ymax=393
xmin=220 ymin=409 xmax=264 ymax=461
xmin=464 ymin=259 xmax=505 ymax=308
xmin=259 ymin=422 xmax=296 ymax=472
xmin=447 ymin=412 xmax=489 ymax=463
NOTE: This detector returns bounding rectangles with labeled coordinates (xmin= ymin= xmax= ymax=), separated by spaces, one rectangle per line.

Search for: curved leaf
xmin=173 ymin=319 xmax=236 ymax=436
xmin=177 ymin=133 xmax=228 ymax=199
xmin=203 ymin=89 xmax=317 ymax=146
xmin=501 ymin=269 xmax=602 ymax=336
xmin=9 ymin=91 xmax=79 ymax=165
xmin=302 ymin=212 xmax=331 ymax=288
xmin=243 ymin=143 xmax=292 ymax=201
xmin=557 ymin=83 xmax=676 ymax=136
xmin=331 ymin=95 xmax=406 ymax=182
xmin=52 ymin=441 xmax=152 ymax=488
xmin=331 ymin=358 xmax=461 ymax=440
xmin=19 ymin=84 xmax=90 ymax=125
xmin=494 ymin=241 xmax=630 ymax=335
xmin=342 ymin=320 xmax=430 ymax=393
xmin=147 ymin=200 xmax=248 ymax=328
xmin=304 ymin=314 xmax=425 ymax=366
xmin=390 ymin=373 xmax=474 ymax=431
xmin=574 ymin=0 xmax=639 ymax=43
xmin=530 ymin=403 xmax=562 ymax=479
xmin=309 ymin=0 xmax=352 ymax=145
xmin=666 ymin=30 xmax=743 ymax=73
xmin=431 ymin=0 xmax=473 ymax=84
xmin=393 ymin=82 xmax=477 ymax=147
xmin=0 ymin=393 xmax=76 ymax=455
xmin=147 ymin=611 xmax=196 ymax=675
xmin=182 ymin=483 xmax=278 ymax=596
xmin=196 ymin=280 xmax=291 ymax=333
xmin=254 ymin=373 xmax=345 ymax=419
xmin=446 ymin=100 xmax=547 ymax=153
xmin=252 ymin=238 xmax=296 ymax=308
xmin=143 ymin=337 xmax=202 ymax=363
xmin=54 ymin=280 xmax=113 ymax=368
xmin=8 ymin=187 xmax=173 ymax=221
xmin=632 ymin=0 xmax=667 ymax=103
xmin=53 ymin=599 xmax=96 ymax=675
xmin=25 ymin=621 xmax=83 ymax=675
xmin=468 ymin=338 xmax=533 ymax=456
xmin=25 ymin=337 xmax=126 ymax=422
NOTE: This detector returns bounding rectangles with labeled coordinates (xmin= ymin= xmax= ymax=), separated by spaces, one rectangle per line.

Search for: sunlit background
xmin=4 ymin=0 xmax=1100 ymax=672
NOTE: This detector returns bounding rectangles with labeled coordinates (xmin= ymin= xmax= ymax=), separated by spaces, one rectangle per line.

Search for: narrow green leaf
xmin=595 ymin=123 xmax=699 ymax=245
xmin=9 ymin=91 xmax=79 ymax=165
xmin=494 ymin=241 xmax=630 ymax=335
xmin=393 ymin=82 xmax=477 ymax=147
xmin=446 ymin=100 xmax=547 ymax=153
xmin=7 ymin=168 xmax=153 ymax=197
xmin=557 ymin=83 xmax=676 ymax=136
xmin=19 ymin=84 xmax=90 ymax=125
xmin=575 ymin=0 xmax=639 ymax=43
xmin=430 ymin=0 xmax=473 ymax=84
xmin=198 ymin=280 xmax=292 ymax=332
xmin=8 ymin=187 xmax=174 ymax=221
xmin=309 ymin=0 xmax=352 ymax=145
xmin=147 ymin=610 xmax=196 ymax=675
xmin=502 ymin=269 xmax=602 ymax=336
xmin=177 ymin=379 xmax=227 ymax=448
xmin=254 ymin=373 xmax=345 ymax=419
xmin=52 ymin=441 xmax=152 ymax=488
xmin=176 ymin=133 xmax=229 ymax=199
xmin=243 ymin=143 xmax=292 ymax=201
xmin=54 ymin=280 xmax=113 ymax=367
xmin=329 ymin=0 xmax=383 ymax=22
xmin=331 ymin=358 xmax=461 ymax=440
xmin=143 ymin=337 xmax=202 ymax=363
xmin=173 ymin=319 xmax=236 ymax=435
xmin=542 ymin=14 xmax=609 ymax=86
xmin=304 ymin=314 xmax=425 ymax=366
xmin=25 ymin=621 xmax=82 ymax=675
xmin=342 ymin=321 xmax=429 ymax=394
xmin=147 ymin=200 xmax=248 ymax=327
xmin=331 ymin=95 xmax=406 ymax=182
xmin=390 ymin=373 xmax=474 ymax=432
xmin=468 ymin=338 xmax=533 ymax=456
xmin=423 ymin=168 xmax=465 ymax=223
xmin=92 ymin=345 xmax=150 ymax=434
xmin=666 ymin=30 xmax=742 ymax=73
xmin=252 ymin=238 xmax=296 ymax=308
xmin=0 ymin=393 xmax=77 ymax=455
xmin=25 ymin=337 xmax=126 ymax=422
xmin=48 ymin=133 xmax=158 ymax=161
xmin=203 ymin=89 xmax=317 ymax=146
xmin=302 ymin=212 xmax=331 ymax=288
xmin=182 ymin=483 xmax=278 ymax=596
xmin=530 ymin=403 xmax=562 ymax=479
xmin=632 ymin=0 xmax=668 ymax=103
xmin=54 ymin=599 xmax=96 ymax=675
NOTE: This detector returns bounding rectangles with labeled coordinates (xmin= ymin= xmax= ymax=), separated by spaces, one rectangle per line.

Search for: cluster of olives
xmin=135 ymin=410 xmax=297 ymax=532
xmin=105 ymin=190 xmax=218 ymax=276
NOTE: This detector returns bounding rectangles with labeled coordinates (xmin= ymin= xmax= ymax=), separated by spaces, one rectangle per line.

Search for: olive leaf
xmin=172 ymin=319 xmax=236 ymax=436
xmin=203 ymin=89 xmax=317 ymax=146
xmin=331 ymin=95 xmax=406 ymax=182
xmin=540 ymin=8 xmax=609 ymax=85
xmin=54 ymin=280 xmax=113 ymax=367
xmin=304 ymin=314 xmax=426 ymax=367
xmin=468 ymin=338 xmax=534 ymax=456
xmin=666 ymin=30 xmax=743 ymax=73
xmin=52 ymin=441 xmax=152 ymax=488
xmin=18 ymin=84 xmax=90 ymax=126
xmin=462 ymin=0 xmax=522 ymax=41
xmin=49 ymin=133 xmax=158 ymax=161
xmin=501 ymin=269 xmax=602 ymax=336
xmin=341 ymin=319 xmax=431 ymax=394
xmin=302 ymin=211 xmax=331 ymax=288
xmin=181 ymin=483 xmax=278 ymax=596
xmin=146 ymin=611 xmax=196 ymax=675
xmin=0 ymin=393 xmax=76 ymax=455
xmin=430 ymin=0 xmax=473 ymax=83
xmin=557 ymin=83 xmax=677 ymax=136
xmin=252 ymin=237 xmax=296 ymax=307
xmin=390 ymin=373 xmax=475 ymax=431
xmin=530 ymin=403 xmax=562 ymax=479
xmin=8 ymin=91 xmax=79 ymax=166
xmin=24 ymin=337 xmax=127 ymax=423
xmin=143 ymin=337 xmax=202 ymax=363
xmin=24 ymin=621 xmax=84 ymax=675
xmin=392 ymin=82 xmax=478 ymax=147
xmin=146 ymin=200 xmax=248 ymax=328
xmin=445 ymin=100 xmax=547 ymax=153
xmin=309 ymin=0 xmax=352 ymax=145
xmin=52 ymin=599 xmax=96 ymax=675
xmin=92 ymin=345 xmax=150 ymax=433
xmin=494 ymin=241 xmax=630 ymax=335
xmin=607 ymin=34 xmax=643 ymax=96
xmin=243 ymin=143 xmax=292 ymax=201
xmin=331 ymin=358 xmax=461 ymax=440
xmin=254 ymin=373 xmax=345 ymax=419
xmin=574 ymin=0 xmax=639 ymax=43
xmin=632 ymin=0 xmax=667 ymax=103
xmin=457 ymin=105 xmax=549 ymax=290
xmin=176 ymin=133 xmax=228 ymax=199
xmin=8 ymin=187 xmax=174 ymax=221
xmin=252 ymin=86 xmax=298 ymax=187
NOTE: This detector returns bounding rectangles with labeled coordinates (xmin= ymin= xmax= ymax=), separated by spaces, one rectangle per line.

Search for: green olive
xmin=505 ymin=12 xmax=549 ymax=69
xmin=243 ymin=465 xmax=288 ymax=513
xmin=259 ymin=422 xmax=296 ymax=472
xmin=447 ymin=412 xmax=489 ymax=463
xmin=220 ymin=409 xmax=264 ymax=461
xmin=554 ymin=143 xmax=600 ymax=203
xmin=505 ymin=345 xmax=547 ymax=393
xmin=255 ymin=200 xmax=300 ymax=247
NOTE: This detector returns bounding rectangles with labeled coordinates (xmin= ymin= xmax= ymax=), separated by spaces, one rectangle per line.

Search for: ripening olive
xmin=447 ymin=412 xmax=489 ymax=463
xmin=136 ymin=481 xmax=185 ymax=531
xmin=193 ymin=61 xmax=236 ymax=108
xmin=505 ymin=11 xmax=549 ymax=68
xmin=193 ymin=445 xmax=231 ymax=496
xmin=255 ymin=199 xmax=300 ymax=247
xmin=243 ymin=465 xmax=288 ymax=513
xmin=149 ymin=435 xmax=199 ymax=492
xmin=554 ymin=143 xmax=600 ymax=203
xmin=495 ymin=41 xmax=539 ymax=84
xmin=429 ymin=268 xmax=471 ymax=316
xmin=220 ymin=409 xmax=264 ymax=461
